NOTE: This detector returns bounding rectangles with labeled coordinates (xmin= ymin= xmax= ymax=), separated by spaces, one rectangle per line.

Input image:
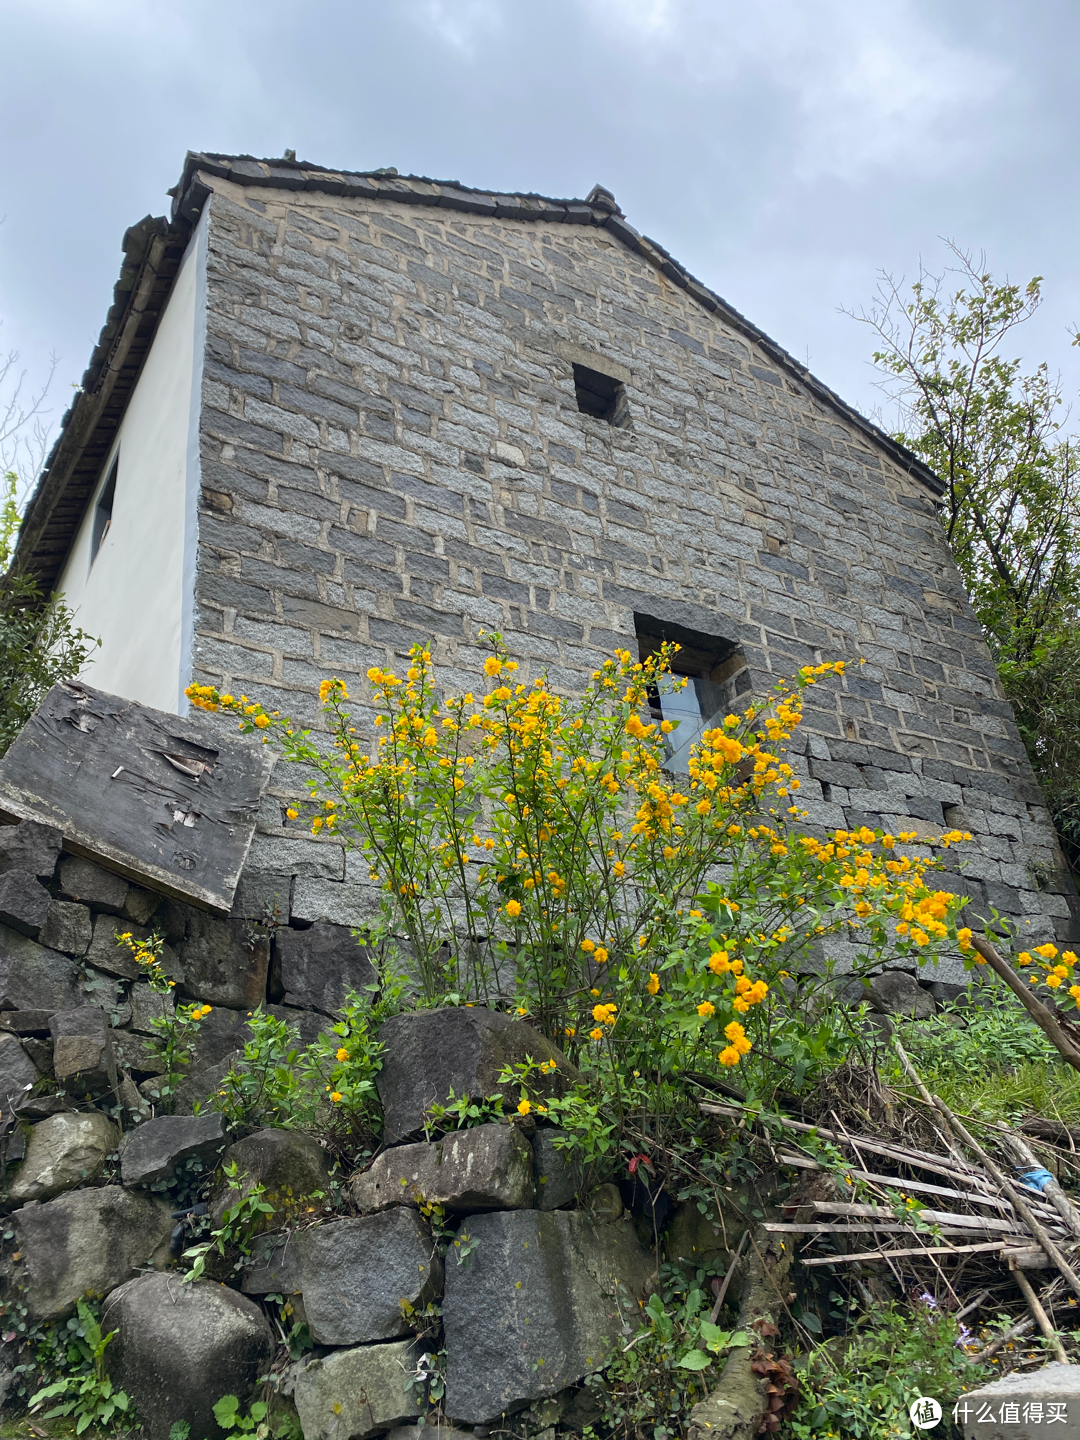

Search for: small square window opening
xmin=572 ymin=363 xmax=630 ymax=427
xmin=90 ymin=455 xmax=118 ymax=566
xmin=634 ymin=613 xmax=751 ymax=773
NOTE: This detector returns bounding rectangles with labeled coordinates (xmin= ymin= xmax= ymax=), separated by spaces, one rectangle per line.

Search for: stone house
xmin=12 ymin=151 xmax=1076 ymax=971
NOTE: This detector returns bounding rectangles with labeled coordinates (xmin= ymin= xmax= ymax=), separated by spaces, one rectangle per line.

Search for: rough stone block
xmin=6 ymin=1111 xmax=118 ymax=1203
xmin=120 ymin=1113 xmax=228 ymax=1186
xmin=50 ymin=1006 xmax=117 ymax=1092
xmin=0 ymin=871 xmax=51 ymax=938
xmin=0 ymin=820 xmax=63 ymax=880
xmin=532 ymin=1128 xmax=593 ymax=1210
xmin=104 ymin=1273 xmax=274 ymax=1440
xmin=241 ymin=1232 xmax=304 ymax=1295
xmin=442 ymin=1209 xmax=654 ymax=1424
xmin=39 ymin=900 xmax=93 ymax=956
xmin=867 ymin=970 xmax=937 ymax=1019
xmin=86 ymin=914 xmax=180 ymax=983
xmin=292 ymin=1340 xmax=425 ymax=1440
xmin=212 ymin=1128 xmax=329 ymax=1226
xmin=960 ymin=1360 xmax=1080 ymax=1438
xmin=128 ymin=982 xmax=175 ymax=1035
xmin=271 ymin=920 xmax=376 ymax=1015
xmin=122 ymin=885 xmax=162 ymax=926
xmin=352 ymin=1123 xmax=534 ymax=1214
xmin=7 ymin=1185 xmax=174 ymax=1320
xmin=0 ymin=926 xmax=83 ymax=1012
xmin=0 ymin=1030 xmax=39 ymax=1109
xmin=179 ymin=913 xmax=269 ymax=1009
xmin=298 ymin=1209 xmax=442 ymax=1345
xmin=377 ymin=1007 xmax=575 ymax=1142
xmin=58 ymin=854 xmax=129 ymax=912
xmin=290 ymin=876 xmax=382 ymax=927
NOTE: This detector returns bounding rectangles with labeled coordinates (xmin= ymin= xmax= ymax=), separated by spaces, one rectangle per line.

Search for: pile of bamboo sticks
xmin=700 ymin=1042 xmax=1080 ymax=1363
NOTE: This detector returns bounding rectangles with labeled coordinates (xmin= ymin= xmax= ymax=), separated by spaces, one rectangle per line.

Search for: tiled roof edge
xmin=173 ymin=152 xmax=942 ymax=496
xmin=13 ymin=212 xmax=194 ymax=586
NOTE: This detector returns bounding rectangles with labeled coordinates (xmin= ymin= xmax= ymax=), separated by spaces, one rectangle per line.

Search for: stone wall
xmin=184 ymin=171 xmax=1076 ymax=969
xmin=0 ymin=816 xmax=662 ymax=1440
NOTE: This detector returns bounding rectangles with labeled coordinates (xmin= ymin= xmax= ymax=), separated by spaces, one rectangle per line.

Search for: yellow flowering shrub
xmin=187 ymin=640 xmax=973 ymax=1111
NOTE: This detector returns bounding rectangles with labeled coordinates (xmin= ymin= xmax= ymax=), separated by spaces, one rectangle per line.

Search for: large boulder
xmin=377 ymin=1007 xmax=575 ymax=1142
xmin=958 ymin=1361 xmax=1080 ymax=1440
xmin=532 ymin=1128 xmax=604 ymax=1211
xmin=241 ymin=1232 xmax=304 ymax=1296
xmin=442 ymin=1208 xmax=654 ymax=1424
xmin=0 ymin=1030 xmax=37 ymax=1110
xmin=104 ymin=1272 xmax=274 ymax=1440
xmin=271 ymin=921 xmax=376 ymax=1015
xmin=49 ymin=1006 xmax=116 ymax=1094
xmin=353 ymin=1123 xmax=534 ymax=1214
xmin=6 ymin=1185 xmax=174 ymax=1320
xmin=6 ymin=1111 xmax=118 ymax=1203
xmin=119 ymin=1113 xmax=228 ymax=1187
xmin=212 ymin=1128 xmax=329 ymax=1227
xmin=298 ymin=1209 xmax=442 ymax=1345
xmin=178 ymin=913 xmax=269 ymax=1010
xmin=293 ymin=1341 xmax=425 ymax=1440
xmin=0 ymin=926 xmax=83 ymax=1012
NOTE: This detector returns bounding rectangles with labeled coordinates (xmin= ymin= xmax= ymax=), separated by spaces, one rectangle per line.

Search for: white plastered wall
xmin=57 ymin=208 xmax=207 ymax=714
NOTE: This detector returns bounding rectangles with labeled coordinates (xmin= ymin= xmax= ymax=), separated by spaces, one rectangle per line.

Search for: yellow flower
xmin=718 ymin=1046 xmax=741 ymax=1067
xmin=329 ymin=1092 xmax=343 ymax=1103
xmin=286 ymin=808 xmax=299 ymax=821
xmin=592 ymin=1002 xmax=618 ymax=1025
xmin=517 ymin=1098 xmax=532 ymax=1116
xmin=505 ymin=899 xmax=522 ymax=918
xmin=646 ymin=973 xmax=660 ymax=996
xmin=484 ymin=656 xmax=503 ymax=676
xmin=253 ymin=714 xmax=270 ymax=729
xmin=708 ymin=951 xmax=730 ymax=974
xmin=594 ymin=947 xmax=609 ymax=964
xmin=613 ymin=861 xmax=626 ymax=878
xmin=697 ymin=1001 xmax=716 ymax=1019
xmin=336 ymin=1048 xmax=349 ymax=1062
xmin=957 ymin=927 xmax=973 ymax=950
xmin=589 ymin=1027 xmax=604 ymax=1041
xmin=580 ymin=939 xmax=595 ymax=953
xmin=564 ymin=1026 xmax=576 ymax=1037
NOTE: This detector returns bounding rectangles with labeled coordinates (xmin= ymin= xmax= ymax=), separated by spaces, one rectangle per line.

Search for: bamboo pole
xmin=970 ymin=934 xmax=1080 ymax=1070
xmin=1010 ymin=1262 xmax=1069 ymax=1364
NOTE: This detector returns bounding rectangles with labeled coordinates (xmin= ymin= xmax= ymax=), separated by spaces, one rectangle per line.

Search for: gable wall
xmin=189 ymin=178 xmax=1075 ymax=958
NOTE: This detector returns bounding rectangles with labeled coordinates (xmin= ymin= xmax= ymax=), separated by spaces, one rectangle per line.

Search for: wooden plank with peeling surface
xmin=0 ymin=681 xmax=274 ymax=916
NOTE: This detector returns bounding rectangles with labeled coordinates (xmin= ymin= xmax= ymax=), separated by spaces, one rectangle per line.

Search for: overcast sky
xmin=3 ymin=0 xmax=1079 ymax=482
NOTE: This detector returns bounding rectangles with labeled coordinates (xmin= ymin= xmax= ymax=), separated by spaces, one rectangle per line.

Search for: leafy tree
xmin=852 ymin=244 xmax=1080 ymax=864
xmin=0 ymin=470 xmax=97 ymax=756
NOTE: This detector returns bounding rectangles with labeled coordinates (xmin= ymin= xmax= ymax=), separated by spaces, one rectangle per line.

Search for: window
xmin=635 ymin=613 xmax=750 ymax=773
xmin=573 ymin=363 xmax=630 ymax=427
xmin=90 ymin=455 xmax=118 ymax=565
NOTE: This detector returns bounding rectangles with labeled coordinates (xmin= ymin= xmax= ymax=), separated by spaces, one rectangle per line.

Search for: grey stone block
xmin=0 ymin=871 xmax=51 ymax=938
xmin=58 ymin=855 xmax=129 ymax=913
xmin=960 ymin=1361 xmax=1080 ymax=1438
xmin=377 ymin=1007 xmax=575 ymax=1142
xmin=104 ymin=1273 xmax=274 ymax=1440
xmin=241 ymin=1232 xmax=304 ymax=1295
xmin=292 ymin=1340 xmax=425 ymax=1440
xmin=352 ymin=1123 xmax=534 ymax=1214
xmin=6 ymin=1111 xmax=118 ymax=1203
xmin=0 ymin=820 xmax=62 ymax=880
xmin=50 ymin=1006 xmax=117 ymax=1092
xmin=271 ymin=920 xmax=376 ymax=1015
xmin=128 ymin=982 xmax=175 ymax=1035
xmin=212 ymin=1128 xmax=329 ymax=1226
xmin=298 ymin=1209 xmax=442 ymax=1345
xmin=0 ymin=1029 xmax=39 ymax=1108
xmin=39 ymin=900 xmax=92 ymax=956
xmin=120 ymin=1113 xmax=228 ymax=1186
xmin=0 ymin=926 xmax=82 ymax=1012
xmin=178 ymin=913 xmax=269 ymax=1010
xmin=442 ymin=1209 xmax=654 ymax=1424
xmin=9 ymin=1185 xmax=174 ymax=1321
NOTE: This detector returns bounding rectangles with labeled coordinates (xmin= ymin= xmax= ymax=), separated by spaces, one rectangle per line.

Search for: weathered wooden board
xmin=0 ymin=681 xmax=274 ymax=916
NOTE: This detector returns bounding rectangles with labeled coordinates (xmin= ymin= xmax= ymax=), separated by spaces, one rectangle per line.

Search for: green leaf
xmin=214 ymin=1394 xmax=242 ymax=1428
xmin=676 ymin=1350 xmax=713 ymax=1370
